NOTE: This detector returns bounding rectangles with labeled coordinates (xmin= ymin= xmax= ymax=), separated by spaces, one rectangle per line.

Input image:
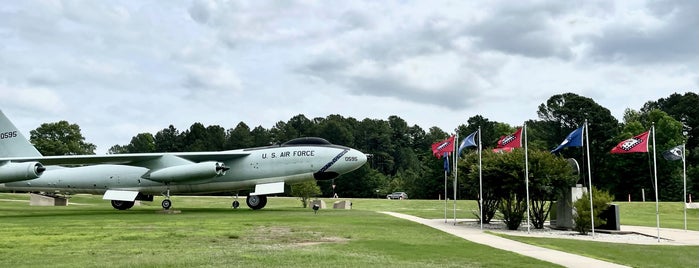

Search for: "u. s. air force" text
xmin=261 ymin=150 xmax=315 ymax=159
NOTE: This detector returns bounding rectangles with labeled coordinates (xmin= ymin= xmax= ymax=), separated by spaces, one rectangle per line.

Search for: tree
xmin=250 ymin=126 xmax=272 ymax=147
xmin=154 ymin=125 xmax=183 ymax=152
xmin=613 ymin=109 xmax=686 ymax=201
xmin=642 ymin=92 xmax=699 ymax=195
xmin=108 ymin=133 xmax=155 ymax=154
xmin=271 ymin=114 xmax=314 ymax=143
xmin=291 ymin=181 xmax=322 ymax=208
xmin=535 ymin=93 xmax=621 ymax=196
xmin=225 ymin=122 xmax=253 ymax=149
xmin=30 ymin=121 xmax=96 ymax=155
xmin=527 ymin=150 xmax=577 ymax=229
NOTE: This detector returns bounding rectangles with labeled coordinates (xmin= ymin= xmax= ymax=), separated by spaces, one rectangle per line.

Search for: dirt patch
xmin=247 ymin=226 xmax=349 ymax=247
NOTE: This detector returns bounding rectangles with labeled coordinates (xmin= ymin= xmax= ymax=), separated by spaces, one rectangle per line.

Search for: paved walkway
xmin=381 ymin=212 xmax=630 ymax=268
xmin=621 ymin=225 xmax=699 ymax=245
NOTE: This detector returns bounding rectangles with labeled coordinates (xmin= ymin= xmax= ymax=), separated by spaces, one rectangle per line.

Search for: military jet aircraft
xmin=0 ymin=110 xmax=367 ymax=210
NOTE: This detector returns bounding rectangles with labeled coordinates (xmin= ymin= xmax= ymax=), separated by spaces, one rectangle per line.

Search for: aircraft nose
xmin=345 ymin=148 xmax=367 ymax=172
xmin=313 ymin=147 xmax=368 ymax=181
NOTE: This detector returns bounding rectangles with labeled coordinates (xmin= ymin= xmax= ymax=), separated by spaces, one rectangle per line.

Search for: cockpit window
xmin=282 ymin=137 xmax=332 ymax=146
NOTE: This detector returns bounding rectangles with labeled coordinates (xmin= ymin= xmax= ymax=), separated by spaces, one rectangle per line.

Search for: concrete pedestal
xmin=310 ymin=199 xmax=326 ymax=209
xmin=30 ymin=193 xmax=68 ymax=206
xmin=333 ymin=200 xmax=352 ymax=209
xmin=555 ymin=185 xmax=586 ymax=230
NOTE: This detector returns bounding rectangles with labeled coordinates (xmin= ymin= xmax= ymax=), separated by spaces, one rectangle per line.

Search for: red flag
xmin=611 ymin=131 xmax=649 ymax=154
xmin=496 ymin=128 xmax=522 ymax=149
xmin=431 ymin=135 xmax=455 ymax=158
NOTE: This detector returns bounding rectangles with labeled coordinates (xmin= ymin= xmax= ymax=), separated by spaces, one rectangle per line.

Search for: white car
xmin=386 ymin=192 xmax=408 ymax=200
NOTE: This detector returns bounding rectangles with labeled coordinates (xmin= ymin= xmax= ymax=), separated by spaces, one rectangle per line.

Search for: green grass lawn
xmin=2 ymin=193 xmax=698 ymax=267
xmin=0 ymin=194 xmax=557 ymax=268
xmin=616 ymin=201 xmax=699 ymax=230
xmin=496 ymin=234 xmax=699 ymax=268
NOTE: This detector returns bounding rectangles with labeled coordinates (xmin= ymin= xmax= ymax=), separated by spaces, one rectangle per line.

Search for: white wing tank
xmin=145 ymin=162 xmax=229 ymax=183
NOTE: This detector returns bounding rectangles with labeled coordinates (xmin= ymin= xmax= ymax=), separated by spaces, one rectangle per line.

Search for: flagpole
xmin=652 ymin=124 xmax=660 ymax=242
xmin=444 ymin=157 xmax=448 ymax=224
xmin=524 ymin=123 xmax=530 ymax=234
xmin=585 ymin=120 xmax=595 ymax=237
xmin=478 ymin=126 xmax=483 ymax=230
xmin=453 ymin=132 xmax=458 ymax=225
xmin=683 ymin=144 xmax=687 ymax=231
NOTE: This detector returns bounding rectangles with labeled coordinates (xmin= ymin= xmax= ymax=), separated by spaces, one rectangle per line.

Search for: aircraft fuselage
xmin=1 ymin=143 xmax=365 ymax=196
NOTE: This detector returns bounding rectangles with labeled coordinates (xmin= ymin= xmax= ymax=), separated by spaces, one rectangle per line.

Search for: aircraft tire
xmin=111 ymin=200 xmax=135 ymax=210
xmin=246 ymin=195 xmax=267 ymax=210
xmin=232 ymin=200 xmax=240 ymax=209
xmin=162 ymin=199 xmax=172 ymax=210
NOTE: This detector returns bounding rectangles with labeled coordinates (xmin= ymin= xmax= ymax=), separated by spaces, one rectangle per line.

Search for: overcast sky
xmin=1 ymin=0 xmax=697 ymax=154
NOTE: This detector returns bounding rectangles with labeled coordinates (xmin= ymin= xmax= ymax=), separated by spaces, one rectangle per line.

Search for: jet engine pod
xmin=146 ymin=162 xmax=228 ymax=183
xmin=0 ymin=161 xmax=45 ymax=183
xmin=215 ymin=162 xmax=230 ymax=176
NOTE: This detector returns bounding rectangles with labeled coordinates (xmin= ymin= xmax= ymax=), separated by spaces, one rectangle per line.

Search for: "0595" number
xmin=0 ymin=131 xmax=18 ymax=139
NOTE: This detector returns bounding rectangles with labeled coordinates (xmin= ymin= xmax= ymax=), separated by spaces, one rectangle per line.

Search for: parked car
xmin=386 ymin=192 xmax=408 ymax=200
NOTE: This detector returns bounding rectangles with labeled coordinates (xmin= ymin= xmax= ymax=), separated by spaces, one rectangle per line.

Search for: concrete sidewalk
xmin=381 ymin=212 xmax=629 ymax=268
xmin=621 ymin=225 xmax=699 ymax=245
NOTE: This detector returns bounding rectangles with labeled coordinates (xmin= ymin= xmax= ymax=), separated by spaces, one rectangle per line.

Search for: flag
xmin=432 ymin=135 xmax=455 ymax=158
xmin=551 ymin=126 xmax=584 ymax=153
xmin=662 ymin=145 xmax=684 ymax=161
xmin=496 ymin=128 xmax=522 ymax=149
xmin=610 ymin=131 xmax=650 ymax=154
xmin=443 ymin=152 xmax=450 ymax=172
xmin=457 ymin=130 xmax=478 ymax=155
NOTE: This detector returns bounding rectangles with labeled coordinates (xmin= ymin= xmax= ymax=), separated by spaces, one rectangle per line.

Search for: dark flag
xmin=662 ymin=145 xmax=684 ymax=161
xmin=551 ymin=126 xmax=583 ymax=153
xmin=443 ymin=152 xmax=450 ymax=173
xmin=457 ymin=130 xmax=478 ymax=155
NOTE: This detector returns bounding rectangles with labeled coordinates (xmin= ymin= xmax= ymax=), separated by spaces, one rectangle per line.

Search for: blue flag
xmin=443 ymin=152 xmax=450 ymax=173
xmin=551 ymin=126 xmax=583 ymax=153
xmin=457 ymin=131 xmax=478 ymax=155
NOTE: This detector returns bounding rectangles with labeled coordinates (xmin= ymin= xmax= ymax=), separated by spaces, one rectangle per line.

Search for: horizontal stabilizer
xmin=250 ymin=182 xmax=285 ymax=195
xmin=103 ymin=190 xmax=139 ymax=201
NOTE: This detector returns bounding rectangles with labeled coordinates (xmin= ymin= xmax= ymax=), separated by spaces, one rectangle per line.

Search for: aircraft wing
xmin=0 ymin=151 xmax=250 ymax=166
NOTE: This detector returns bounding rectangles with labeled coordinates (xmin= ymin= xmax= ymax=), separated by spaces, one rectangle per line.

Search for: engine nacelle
xmin=0 ymin=162 xmax=45 ymax=183
xmin=145 ymin=162 xmax=229 ymax=183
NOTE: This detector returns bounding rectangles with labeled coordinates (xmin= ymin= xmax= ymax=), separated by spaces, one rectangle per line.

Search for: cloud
xmin=583 ymin=0 xmax=699 ymax=64
xmin=182 ymin=64 xmax=243 ymax=93
xmin=467 ymin=2 xmax=575 ymax=59
xmin=0 ymin=84 xmax=66 ymax=113
xmin=0 ymin=0 xmax=696 ymax=153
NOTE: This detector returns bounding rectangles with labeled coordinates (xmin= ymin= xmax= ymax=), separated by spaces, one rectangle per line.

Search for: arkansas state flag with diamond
xmin=496 ymin=128 xmax=523 ymax=149
xmin=432 ymin=135 xmax=455 ymax=158
xmin=610 ymin=131 xmax=650 ymax=154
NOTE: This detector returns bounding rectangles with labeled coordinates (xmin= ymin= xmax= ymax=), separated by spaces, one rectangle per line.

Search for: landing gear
xmin=246 ymin=195 xmax=267 ymax=210
xmin=161 ymin=199 xmax=172 ymax=210
xmin=161 ymin=188 xmax=172 ymax=210
xmin=232 ymin=193 xmax=240 ymax=209
xmin=111 ymin=200 xmax=135 ymax=210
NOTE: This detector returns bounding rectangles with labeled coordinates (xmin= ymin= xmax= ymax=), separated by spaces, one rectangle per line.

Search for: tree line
xmin=29 ymin=92 xmax=698 ymax=202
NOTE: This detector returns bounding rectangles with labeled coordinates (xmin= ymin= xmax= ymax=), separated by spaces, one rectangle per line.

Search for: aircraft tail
xmin=0 ymin=110 xmax=42 ymax=158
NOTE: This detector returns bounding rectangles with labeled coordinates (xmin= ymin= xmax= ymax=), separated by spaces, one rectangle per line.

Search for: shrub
xmin=573 ymin=186 xmax=613 ymax=235
xmin=500 ymin=194 xmax=527 ymax=230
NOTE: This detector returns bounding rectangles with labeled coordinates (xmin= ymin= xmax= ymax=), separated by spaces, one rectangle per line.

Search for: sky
xmin=1 ymin=0 xmax=697 ymax=154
